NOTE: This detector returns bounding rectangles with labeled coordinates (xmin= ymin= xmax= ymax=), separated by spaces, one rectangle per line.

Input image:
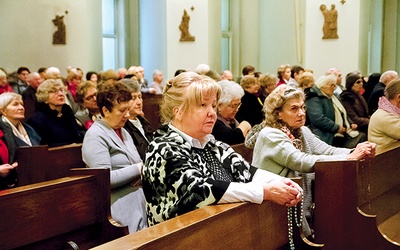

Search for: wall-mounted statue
xmin=320 ymin=4 xmax=338 ymax=39
xmin=179 ymin=9 xmax=195 ymax=42
xmin=52 ymin=15 xmax=66 ymax=44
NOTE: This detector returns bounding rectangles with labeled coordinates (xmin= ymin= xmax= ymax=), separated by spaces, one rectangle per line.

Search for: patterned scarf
xmin=280 ymin=124 xmax=303 ymax=151
xmin=378 ymin=96 xmax=400 ymax=115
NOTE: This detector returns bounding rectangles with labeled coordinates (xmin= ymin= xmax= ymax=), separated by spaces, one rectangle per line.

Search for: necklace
xmin=360 ymin=159 xmax=372 ymax=210
xmin=287 ymin=197 xmax=303 ymax=250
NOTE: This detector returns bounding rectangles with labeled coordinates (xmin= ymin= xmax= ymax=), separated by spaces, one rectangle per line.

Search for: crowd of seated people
xmin=0 ymin=62 xmax=399 ymax=245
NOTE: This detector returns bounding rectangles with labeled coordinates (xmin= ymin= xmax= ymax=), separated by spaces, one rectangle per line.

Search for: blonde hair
xmin=161 ymin=72 xmax=221 ymax=124
xmin=263 ymin=84 xmax=305 ymax=128
xmin=260 ymin=73 xmax=278 ymax=88
xmin=298 ymin=72 xmax=315 ymax=89
xmin=240 ymin=75 xmax=257 ymax=89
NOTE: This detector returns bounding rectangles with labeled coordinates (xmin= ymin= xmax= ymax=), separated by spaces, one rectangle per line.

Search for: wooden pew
xmin=142 ymin=93 xmax=162 ymax=131
xmin=47 ymin=143 xmax=86 ymax=180
xmin=92 ymin=201 xmax=295 ymax=250
xmin=312 ymin=146 xmax=400 ymax=249
xmin=231 ymin=143 xmax=253 ymax=162
xmin=0 ymin=168 xmax=128 ymax=250
xmin=15 ymin=143 xmax=85 ymax=186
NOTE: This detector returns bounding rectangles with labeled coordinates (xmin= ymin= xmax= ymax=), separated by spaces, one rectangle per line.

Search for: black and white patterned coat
xmin=142 ymin=125 xmax=258 ymax=226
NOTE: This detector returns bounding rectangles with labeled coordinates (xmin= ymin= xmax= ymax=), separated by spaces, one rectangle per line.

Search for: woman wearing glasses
xmin=27 ymin=79 xmax=83 ymax=147
xmin=339 ymin=72 xmax=370 ymax=134
xmin=75 ymin=81 xmax=101 ymax=131
xmin=252 ymin=84 xmax=376 ymax=237
xmin=211 ymin=80 xmax=251 ymax=145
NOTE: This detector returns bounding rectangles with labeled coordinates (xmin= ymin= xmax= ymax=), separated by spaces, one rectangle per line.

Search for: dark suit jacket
xmin=124 ymin=115 xmax=154 ymax=162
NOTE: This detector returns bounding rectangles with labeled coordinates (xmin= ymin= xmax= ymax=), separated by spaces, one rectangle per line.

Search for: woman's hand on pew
xmin=0 ymin=162 xmax=18 ymax=177
xmin=347 ymin=141 xmax=377 ymax=160
xmin=262 ymin=178 xmax=303 ymax=207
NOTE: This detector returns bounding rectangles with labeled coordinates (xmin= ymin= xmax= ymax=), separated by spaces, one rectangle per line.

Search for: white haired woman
xmin=306 ymin=75 xmax=366 ymax=148
xmin=211 ymin=80 xmax=251 ymax=145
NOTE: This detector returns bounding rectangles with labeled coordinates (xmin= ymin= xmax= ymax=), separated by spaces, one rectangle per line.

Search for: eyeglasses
xmin=355 ymin=79 xmax=363 ymax=84
xmin=84 ymin=93 xmax=97 ymax=101
xmin=48 ymin=87 xmax=65 ymax=94
xmin=228 ymin=103 xmax=242 ymax=109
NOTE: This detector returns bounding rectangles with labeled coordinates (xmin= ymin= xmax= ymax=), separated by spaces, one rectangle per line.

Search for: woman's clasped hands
xmin=263 ymin=178 xmax=303 ymax=207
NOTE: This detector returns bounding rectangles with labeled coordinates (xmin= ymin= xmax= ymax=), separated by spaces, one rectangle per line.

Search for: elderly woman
xmin=121 ymin=79 xmax=154 ymax=162
xmin=0 ymin=92 xmax=41 ymax=147
xmin=75 ymin=81 xmax=101 ymax=131
xmin=235 ymin=75 xmax=264 ymax=126
xmin=0 ymin=93 xmax=41 ymax=189
xmin=368 ymin=78 xmax=400 ymax=154
xmin=82 ymin=81 xmax=147 ymax=233
xmin=252 ymin=84 xmax=376 ymax=236
xmin=306 ymin=75 xmax=366 ymax=148
xmin=27 ymin=79 xmax=83 ymax=147
xmin=340 ymin=72 xmax=370 ymax=133
xmin=211 ymin=80 xmax=251 ymax=145
xmin=142 ymin=72 xmax=303 ymax=226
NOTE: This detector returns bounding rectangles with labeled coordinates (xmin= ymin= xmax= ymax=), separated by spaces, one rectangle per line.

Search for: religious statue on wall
xmin=52 ymin=15 xmax=66 ymax=44
xmin=320 ymin=4 xmax=338 ymax=39
xmin=179 ymin=9 xmax=195 ymax=42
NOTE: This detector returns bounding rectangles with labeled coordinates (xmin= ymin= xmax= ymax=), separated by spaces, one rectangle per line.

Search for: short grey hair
xmin=380 ymin=70 xmax=398 ymax=85
xmin=315 ymin=75 xmax=336 ymax=89
xmin=36 ymin=79 xmax=65 ymax=103
xmin=45 ymin=67 xmax=61 ymax=79
xmin=217 ymin=80 xmax=244 ymax=105
xmin=119 ymin=78 xmax=141 ymax=93
xmin=0 ymin=92 xmax=22 ymax=111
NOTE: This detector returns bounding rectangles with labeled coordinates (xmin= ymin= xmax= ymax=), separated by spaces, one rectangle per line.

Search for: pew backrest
xmin=142 ymin=93 xmax=162 ymax=131
xmin=313 ymin=147 xmax=400 ymax=249
xmin=0 ymin=168 xmax=128 ymax=250
xmin=15 ymin=143 xmax=85 ymax=186
xmin=231 ymin=143 xmax=253 ymax=163
xmin=91 ymin=201 xmax=291 ymax=250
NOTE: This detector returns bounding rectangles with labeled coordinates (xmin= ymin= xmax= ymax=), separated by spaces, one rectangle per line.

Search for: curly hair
xmin=263 ymin=84 xmax=305 ymax=128
xmin=96 ymin=81 xmax=132 ymax=117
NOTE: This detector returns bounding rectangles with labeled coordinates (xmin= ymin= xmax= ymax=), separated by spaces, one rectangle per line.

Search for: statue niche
xmin=179 ymin=9 xmax=195 ymax=42
xmin=52 ymin=15 xmax=66 ymax=44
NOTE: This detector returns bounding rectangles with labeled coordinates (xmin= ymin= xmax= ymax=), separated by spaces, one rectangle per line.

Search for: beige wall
xmin=0 ymin=0 xmax=102 ymax=77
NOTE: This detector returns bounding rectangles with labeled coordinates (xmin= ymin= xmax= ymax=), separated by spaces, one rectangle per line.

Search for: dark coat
xmin=212 ymin=118 xmax=245 ymax=145
xmin=340 ymin=90 xmax=370 ymax=133
xmin=27 ymin=103 xmax=83 ymax=147
xmin=305 ymin=85 xmax=339 ymax=145
xmin=367 ymin=82 xmax=385 ymax=115
xmin=124 ymin=115 xmax=153 ymax=162
xmin=235 ymin=91 xmax=264 ymax=126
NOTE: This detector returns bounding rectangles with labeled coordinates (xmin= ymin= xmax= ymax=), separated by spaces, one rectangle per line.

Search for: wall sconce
xmin=340 ymin=0 xmax=346 ymax=4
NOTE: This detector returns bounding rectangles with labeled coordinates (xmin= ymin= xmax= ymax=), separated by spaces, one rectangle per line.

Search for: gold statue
xmin=179 ymin=10 xmax=195 ymax=42
xmin=320 ymin=4 xmax=338 ymax=39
